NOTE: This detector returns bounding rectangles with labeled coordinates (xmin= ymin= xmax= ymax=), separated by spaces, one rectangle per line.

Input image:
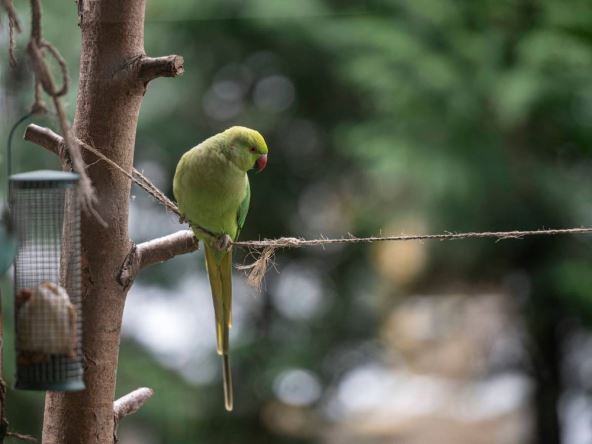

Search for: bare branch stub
xmin=138 ymin=54 xmax=184 ymax=83
xmin=113 ymin=387 xmax=154 ymax=443
xmin=23 ymin=124 xmax=70 ymax=166
xmin=5 ymin=431 xmax=36 ymax=442
xmin=113 ymin=387 xmax=154 ymax=421
xmin=118 ymin=230 xmax=198 ymax=289
xmin=75 ymin=0 xmax=86 ymax=26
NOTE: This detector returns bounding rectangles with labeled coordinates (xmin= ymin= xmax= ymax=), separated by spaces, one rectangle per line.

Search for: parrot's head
xmin=223 ymin=126 xmax=268 ymax=173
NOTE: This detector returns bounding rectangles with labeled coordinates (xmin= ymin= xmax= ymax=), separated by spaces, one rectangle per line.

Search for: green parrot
xmin=173 ymin=126 xmax=268 ymax=411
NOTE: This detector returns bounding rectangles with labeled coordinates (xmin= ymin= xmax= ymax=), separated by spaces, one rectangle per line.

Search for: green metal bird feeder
xmin=9 ymin=170 xmax=85 ymax=391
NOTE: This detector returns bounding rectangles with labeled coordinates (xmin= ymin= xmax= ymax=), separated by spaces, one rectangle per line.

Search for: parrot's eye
xmin=249 ymin=147 xmax=256 ymax=153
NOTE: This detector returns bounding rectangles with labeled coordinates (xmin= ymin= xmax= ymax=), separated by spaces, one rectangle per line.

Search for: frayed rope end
xmin=236 ymin=246 xmax=278 ymax=291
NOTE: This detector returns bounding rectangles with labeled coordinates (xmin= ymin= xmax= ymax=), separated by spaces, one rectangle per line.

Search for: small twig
xmin=118 ymin=230 xmax=198 ymax=289
xmin=113 ymin=388 xmax=154 ymax=443
xmin=113 ymin=387 xmax=154 ymax=421
xmin=138 ymin=55 xmax=184 ymax=83
xmin=6 ymin=431 xmax=36 ymax=442
xmin=23 ymin=124 xmax=64 ymax=156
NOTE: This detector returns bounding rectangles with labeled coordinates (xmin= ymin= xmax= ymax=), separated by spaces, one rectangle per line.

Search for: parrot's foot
xmin=216 ymin=234 xmax=232 ymax=252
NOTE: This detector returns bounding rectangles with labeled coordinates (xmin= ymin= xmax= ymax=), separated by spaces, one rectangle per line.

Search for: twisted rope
xmin=233 ymin=228 xmax=592 ymax=248
xmin=64 ymin=138 xmax=592 ymax=288
xmin=4 ymin=0 xmax=99 ymax=219
xmin=1 ymin=0 xmax=21 ymax=67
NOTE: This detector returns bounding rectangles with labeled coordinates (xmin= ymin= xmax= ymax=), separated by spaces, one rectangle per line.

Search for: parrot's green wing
xmin=235 ymin=179 xmax=250 ymax=241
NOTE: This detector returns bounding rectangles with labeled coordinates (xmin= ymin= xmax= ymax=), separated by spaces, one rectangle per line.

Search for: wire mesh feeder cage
xmin=9 ymin=170 xmax=84 ymax=391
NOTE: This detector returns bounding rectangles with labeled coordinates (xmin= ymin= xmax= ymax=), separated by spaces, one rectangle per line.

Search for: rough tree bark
xmin=39 ymin=1 xmax=183 ymax=442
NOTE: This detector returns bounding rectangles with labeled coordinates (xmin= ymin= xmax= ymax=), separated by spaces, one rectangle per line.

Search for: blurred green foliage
xmin=2 ymin=0 xmax=592 ymax=443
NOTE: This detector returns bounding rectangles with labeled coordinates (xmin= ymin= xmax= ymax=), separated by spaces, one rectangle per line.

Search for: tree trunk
xmin=42 ymin=1 xmax=145 ymax=442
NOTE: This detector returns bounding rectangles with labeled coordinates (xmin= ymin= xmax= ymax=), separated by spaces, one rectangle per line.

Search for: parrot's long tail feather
xmin=204 ymin=245 xmax=232 ymax=354
xmin=219 ymin=249 xmax=233 ymax=330
xmin=204 ymin=244 xmax=234 ymax=410
xmin=222 ymin=353 xmax=233 ymax=411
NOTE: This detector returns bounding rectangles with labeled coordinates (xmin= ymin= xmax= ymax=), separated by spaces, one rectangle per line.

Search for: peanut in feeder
xmin=9 ymin=170 xmax=84 ymax=391
xmin=16 ymin=281 xmax=77 ymax=357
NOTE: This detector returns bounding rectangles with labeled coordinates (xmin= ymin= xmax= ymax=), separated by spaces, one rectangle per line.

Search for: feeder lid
xmin=9 ymin=170 xmax=79 ymax=189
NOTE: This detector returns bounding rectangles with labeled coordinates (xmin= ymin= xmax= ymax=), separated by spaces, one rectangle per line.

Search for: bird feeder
xmin=9 ymin=170 xmax=84 ymax=391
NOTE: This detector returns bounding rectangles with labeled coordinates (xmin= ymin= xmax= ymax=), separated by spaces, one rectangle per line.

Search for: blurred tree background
xmin=2 ymin=0 xmax=592 ymax=443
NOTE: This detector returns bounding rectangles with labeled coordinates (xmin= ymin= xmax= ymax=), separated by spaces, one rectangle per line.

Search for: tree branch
xmin=113 ymin=387 xmax=154 ymax=421
xmin=113 ymin=387 xmax=154 ymax=443
xmin=5 ymin=431 xmax=36 ymax=442
xmin=23 ymin=124 xmax=70 ymax=165
xmin=118 ymin=230 xmax=198 ymax=289
xmin=138 ymin=55 xmax=184 ymax=83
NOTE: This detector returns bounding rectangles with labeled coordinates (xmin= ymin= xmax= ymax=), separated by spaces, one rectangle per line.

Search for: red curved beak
xmin=256 ymin=154 xmax=268 ymax=172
